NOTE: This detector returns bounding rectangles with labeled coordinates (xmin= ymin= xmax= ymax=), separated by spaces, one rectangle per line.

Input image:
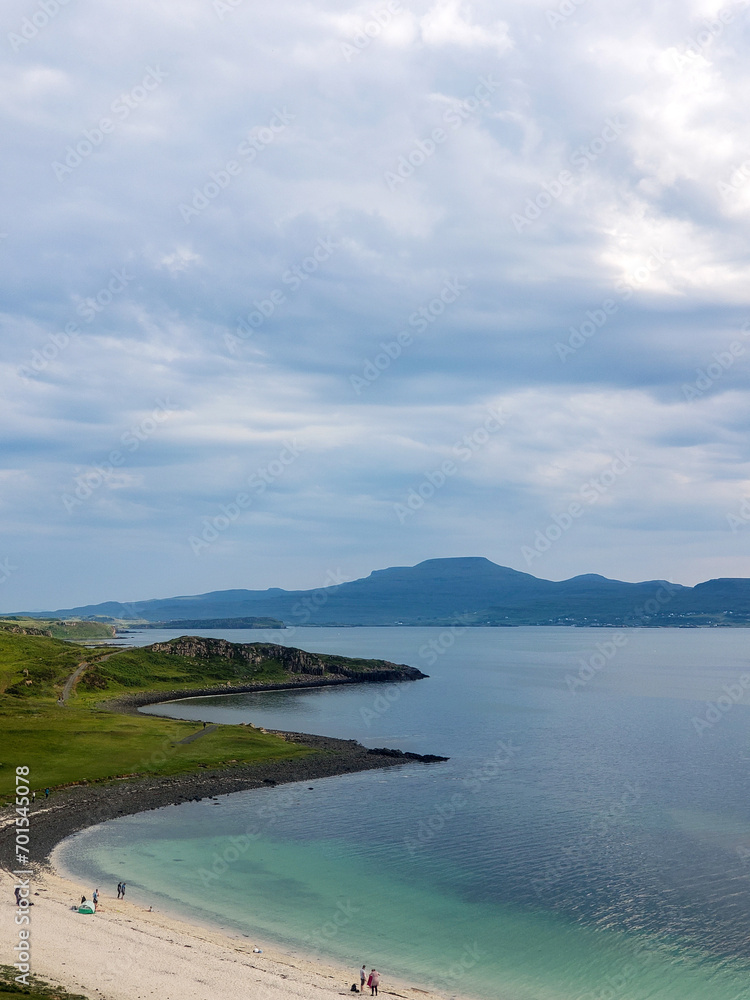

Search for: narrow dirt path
xmin=58 ymin=660 xmax=89 ymax=703
xmin=177 ymin=724 xmax=219 ymax=744
xmin=58 ymin=651 xmax=120 ymax=705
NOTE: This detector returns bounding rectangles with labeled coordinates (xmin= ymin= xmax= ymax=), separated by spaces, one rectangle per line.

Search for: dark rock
xmin=367 ymin=747 xmax=450 ymax=763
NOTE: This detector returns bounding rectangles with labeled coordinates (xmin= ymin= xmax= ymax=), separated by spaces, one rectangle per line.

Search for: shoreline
xmin=3 ymin=858 xmax=476 ymax=1000
xmin=0 ymin=674 xmax=455 ymax=1000
xmin=0 ymin=736 xmax=465 ymax=1000
xmin=0 ymin=727 xmax=445 ymax=869
xmin=99 ymin=667 xmax=426 ymax=714
xmin=0 ymin=660 xmax=441 ymax=871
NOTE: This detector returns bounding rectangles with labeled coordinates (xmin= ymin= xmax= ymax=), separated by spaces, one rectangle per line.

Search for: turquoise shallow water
xmin=59 ymin=627 xmax=750 ymax=999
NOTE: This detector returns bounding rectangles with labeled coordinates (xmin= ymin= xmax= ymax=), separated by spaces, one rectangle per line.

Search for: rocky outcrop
xmin=146 ymin=636 xmax=428 ymax=681
xmin=367 ymin=747 xmax=450 ymax=763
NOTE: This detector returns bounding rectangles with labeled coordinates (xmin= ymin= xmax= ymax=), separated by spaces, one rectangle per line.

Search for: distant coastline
xmin=13 ymin=556 xmax=750 ymax=629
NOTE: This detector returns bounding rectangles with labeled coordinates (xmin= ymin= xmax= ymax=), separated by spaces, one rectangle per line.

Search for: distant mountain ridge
xmin=15 ymin=557 xmax=750 ymax=627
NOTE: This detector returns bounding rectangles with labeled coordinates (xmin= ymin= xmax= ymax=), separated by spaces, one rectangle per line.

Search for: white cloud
xmin=419 ymin=0 xmax=512 ymax=53
xmin=1 ymin=0 xmax=750 ymax=605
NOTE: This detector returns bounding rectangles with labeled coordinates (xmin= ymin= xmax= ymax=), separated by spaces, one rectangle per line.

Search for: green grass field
xmin=0 ymin=618 xmax=115 ymax=640
xmin=0 ymin=632 xmax=316 ymax=803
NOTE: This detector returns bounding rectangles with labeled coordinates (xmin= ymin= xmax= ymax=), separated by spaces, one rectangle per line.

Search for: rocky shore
xmin=0 ymin=642 xmax=442 ymax=870
xmin=0 ymin=727 xmax=447 ymax=869
xmin=101 ymin=670 xmax=425 ymax=714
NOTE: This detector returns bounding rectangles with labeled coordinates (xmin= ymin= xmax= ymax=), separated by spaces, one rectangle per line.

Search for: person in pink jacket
xmin=369 ymin=969 xmax=380 ymax=995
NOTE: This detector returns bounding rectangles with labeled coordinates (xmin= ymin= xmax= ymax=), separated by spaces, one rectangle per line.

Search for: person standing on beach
xmin=14 ymin=887 xmax=21 ymax=905
xmin=117 ymin=882 xmax=122 ymax=899
xmin=360 ymin=966 xmax=367 ymax=992
xmin=120 ymin=882 xmax=126 ymax=898
xmin=369 ymin=970 xmax=380 ymax=996
xmin=93 ymin=889 xmax=99 ymax=907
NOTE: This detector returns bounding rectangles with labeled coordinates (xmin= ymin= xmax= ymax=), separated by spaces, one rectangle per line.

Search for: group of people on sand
xmin=76 ymin=883 xmax=151 ymax=912
xmin=356 ymin=965 xmax=380 ymax=995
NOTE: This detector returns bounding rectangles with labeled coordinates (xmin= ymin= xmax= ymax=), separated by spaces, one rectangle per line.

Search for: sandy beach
xmin=1 ymin=859 xmax=466 ymax=1000
xmin=0 ymin=719 xmax=461 ymax=1000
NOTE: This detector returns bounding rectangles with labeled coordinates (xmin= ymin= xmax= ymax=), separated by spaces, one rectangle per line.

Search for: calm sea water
xmin=59 ymin=627 xmax=750 ymax=999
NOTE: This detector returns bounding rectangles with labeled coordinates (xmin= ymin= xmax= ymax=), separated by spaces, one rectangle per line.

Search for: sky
xmin=2 ymin=0 xmax=750 ymax=611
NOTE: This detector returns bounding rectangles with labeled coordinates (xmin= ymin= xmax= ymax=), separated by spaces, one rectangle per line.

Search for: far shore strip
xmin=0 ymin=859 xmax=478 ymax=1000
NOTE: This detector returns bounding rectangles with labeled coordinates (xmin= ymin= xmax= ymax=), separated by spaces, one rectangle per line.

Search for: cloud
xmin=1 ymin=0 xmax=749 ymax=607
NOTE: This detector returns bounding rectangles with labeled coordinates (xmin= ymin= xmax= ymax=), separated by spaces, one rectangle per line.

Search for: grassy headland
xmin=0 ymin=618 xmax=115 ymax=641
xmin=0 ymin=631 xmax=425 ymax=804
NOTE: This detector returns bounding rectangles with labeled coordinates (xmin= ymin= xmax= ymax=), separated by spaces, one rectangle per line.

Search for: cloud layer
xmin=2 ymin=0 xmax=749 ymax=607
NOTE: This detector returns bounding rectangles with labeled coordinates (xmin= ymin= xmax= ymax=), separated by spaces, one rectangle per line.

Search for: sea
xmin=57 ymin=626 xmax=750 ymax=1000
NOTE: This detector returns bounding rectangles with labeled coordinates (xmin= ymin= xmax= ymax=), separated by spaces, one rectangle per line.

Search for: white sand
xmin=1 ymin=862 xmax=463 ymax=1000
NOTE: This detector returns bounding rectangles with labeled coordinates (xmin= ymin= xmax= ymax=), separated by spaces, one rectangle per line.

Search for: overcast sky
xmin=2 ymin=0 xmax=749 ymax=610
